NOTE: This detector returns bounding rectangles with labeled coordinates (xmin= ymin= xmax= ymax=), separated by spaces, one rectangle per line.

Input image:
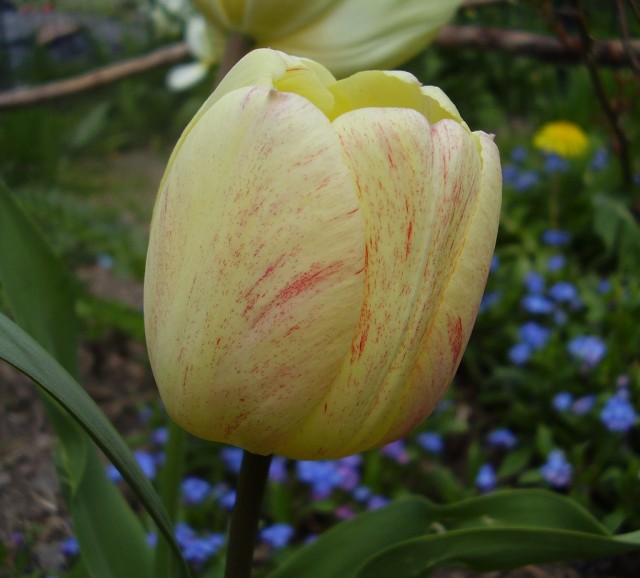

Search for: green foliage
xmin=0 ymin=181 xmax=187 ymax=578
xmin=272 ymin=491 xmax=640 ymax=578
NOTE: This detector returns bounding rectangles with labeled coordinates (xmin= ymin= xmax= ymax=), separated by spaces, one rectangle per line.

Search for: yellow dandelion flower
xmin=533 ymin=121 xmax=589 ymax=158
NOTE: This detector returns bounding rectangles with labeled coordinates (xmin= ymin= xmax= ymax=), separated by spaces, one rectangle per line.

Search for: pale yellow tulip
xmin=193 ymin=0 xmax=462 ymax=77
xmin=144 ymin=49 xmax=502 ymax=459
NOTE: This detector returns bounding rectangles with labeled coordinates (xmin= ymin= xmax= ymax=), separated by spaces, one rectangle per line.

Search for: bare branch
xmin=0 ymin=43 xmax=190 ymax=110
xmin=434 ymin=25 xmax=639 ymax=67
xmin=1 ymin=24 xmax=639 ymax=110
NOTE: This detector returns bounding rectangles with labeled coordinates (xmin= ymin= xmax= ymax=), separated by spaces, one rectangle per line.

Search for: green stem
xmin=215 ymin=32 xmax=256 ymax=85
xmin=224 ymin=451 xmax=273 ymax=578
xmin=153 ymin=418 xmax=188 ymax=578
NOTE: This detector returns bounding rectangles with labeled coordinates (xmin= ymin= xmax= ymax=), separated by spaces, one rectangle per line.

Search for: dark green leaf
xmin=356 ymin=526 xmax=640 ymax=577
xmin=0 ymin=178 xmax=78 ymax=375
xmin=0 ymin=313 xmax=190 ymax=578
xmin=270 ymin=497 xmax=432 ymax=578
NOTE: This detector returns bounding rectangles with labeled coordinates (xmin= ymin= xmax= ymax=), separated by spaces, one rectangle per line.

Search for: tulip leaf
xmin=0 ymin=313 xmax=191 ymax=578
xmin=0 ymin=182 xmax=189 ymax=578
xmin=270 ymin=496 xmax=432 ymax=578
xmin=271 ymin=490 xmax=640 ymax=578
xmin=0 ymin=179 xmax=78 ymax=375
xmin=355 ymin=527 xmax=640 ymax=577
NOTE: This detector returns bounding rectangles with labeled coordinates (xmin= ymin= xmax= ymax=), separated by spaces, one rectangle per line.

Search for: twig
xmin=434 ymin=25 xmax=638 ymax=66
xmin=0 ymin=43 xmax=190 ymax=110
xmin=1 ymin=26 xmax=640 ymax=110
xmin=616 ymin=0 xmax=640 ymax=76
xmin=567 ymin=1 xmax=634 ymax=187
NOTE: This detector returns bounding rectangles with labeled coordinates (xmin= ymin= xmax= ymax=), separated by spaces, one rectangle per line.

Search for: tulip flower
xmin=168 ymin=0 xmax=462 ymax=88
xmin=144 ymin=49 xmax=501 ymax=460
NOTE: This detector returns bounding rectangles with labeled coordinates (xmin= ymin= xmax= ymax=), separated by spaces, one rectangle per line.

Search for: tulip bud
xmin=192 ymin=0 xmax=462 ymax=78
xmin=144 ymin=49 xmax=501 ymax=460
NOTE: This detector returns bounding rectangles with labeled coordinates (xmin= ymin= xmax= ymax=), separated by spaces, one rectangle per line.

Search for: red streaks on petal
xmin=447 ymin=315 xmax=464 ymax=370
xmin=243 ymin=255 xmax=287 ymax=317
xmin=285 ymin=325 xmax=300 ymax=336
xmin=252 ymin=262 xmax=343 ymax=327
xmin=405 ymin=221 xmax=413 ymax=257
xmin=224 ymin=411 xmax=250 ymax=437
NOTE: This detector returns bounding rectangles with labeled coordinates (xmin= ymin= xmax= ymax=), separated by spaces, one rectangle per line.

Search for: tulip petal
xmin=275 ymin=111 xmax=499 ymax=458
xmin=270 ymin=0 xmax=463 ymax=77
xmin=380 ymin=129 xmax=501 ymax=446
xmin=144 ymin=86 xmax=365 ymax=454
xmin=166 ymin=61 xmax=210 ymax=91
xmin=194 ymin=0 xmax=341 ymax=40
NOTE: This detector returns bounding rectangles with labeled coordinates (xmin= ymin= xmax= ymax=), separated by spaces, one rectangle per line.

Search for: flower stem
xmin=152 ymin=419 xmax=187 ymax=578
xmin=224 ymin=451 xmax=273 ymax=578
xmin=215 ymin=32 xmax=255 ymax=85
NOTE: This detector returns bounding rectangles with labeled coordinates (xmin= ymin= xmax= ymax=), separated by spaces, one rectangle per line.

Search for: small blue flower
xmin=553 ymin=309 xmax=568 ymax=326
xmin=540 ymin=450 xmax=573 ymax=488
xmin=152 ymin=427 xmax=169 ymax=446
xmin=546 ymin=254 xmax=566 ymax=272
xmin=502 ymin=163 xmax=519 ymax=185
xmin=548 ymin=281 xmax=579 ymax=303
xmin=181 ymin=532 xmax=225 ymax=565
xmin=572 ymin=395 xmax=596 ymax=416
xmin=600 ymin=391 xmax=637 ymax=432
xmin=218 ymin=490 xmax=236 ymax=511
xmin=543 ymin=153 xmax=569 ymax=174
xmin=380 ymin=440 xmax=410 ymax=464
xmin=135 ymin=451 xmax=157 ymax=480
xmin=490 ymin=255 xmax=500 ymax=273
xmin=508 ymin=342 xmax=532 ymax=365
xmin=367 ymin=495 xmax=390 ymax=510
xmin=475 ymin=464 xmax=497 ymax=492
xmin=352 ymin=486 xmax=373 ymax=503
xmin=181 ymin=477 xmax=212 ymax=505
xmin=61 ymin=536 xmax=79 ymax=557
xmin=416 ymin=432 xmax=444 ymax=454
xmin=147 ymin=532 xmax=158 ymax=548
xmin=515 ymin=170 xmax=540 ymax=192
xmin=511 ymin=146 xmax=528 ymax=163
xmin=260 ymin=523 xmax=294 ymax=549
xmin=337 ymin=458 xmax=361 ymax=492
xmin=479 ymin=290 xmax=501 ymax=313
xmin=552 ymin=392 xmax=574 ymax=412
xmin=567 ymin=335 xmax=607 ymax=368
xmin=590 ymin=147 xmax=609 ymax=171
xmin=297 ymin=460 xmax=344 ymax=499
xmin=542 ymin=229 xmax=571 ymax=247
xmin=486 ymin=428 xmax=518 ymax=449
xmin=221 ymin=446 xmax=244 ymax=474
xmin=107 ymin=450 xmax=157 ymax=483
xmin=524 ymin=272 xmax=545 ymax=294
xmin=598 ymin=278 xmax=612 ymax=294
xmin=269 ymin=455 xmax=288 ymax=483
xmin=521 ymin=294 xmax=554 ymax=314
xmin=519 ymin=321 xmax=551 ymax=350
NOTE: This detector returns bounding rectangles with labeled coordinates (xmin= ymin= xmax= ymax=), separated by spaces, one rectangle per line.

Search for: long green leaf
xmin=0 ymin=182 xmax=189 ymax=578
xmin=0 ymin=313 xmax=190 ymax=578
xmin=0 ymin=179 xmax=78 ymax=374
xmin=356 ymin=526 xmax=640 ymax=577
xmin=270 ymin=496 xmax=432 ymax=578
xmin=272 ymin=490 xmax=640 ymax=578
